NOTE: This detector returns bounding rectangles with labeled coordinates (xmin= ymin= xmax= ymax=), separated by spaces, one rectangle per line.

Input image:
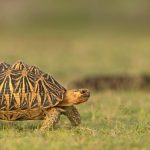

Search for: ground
xmin=0 ymin=24 xmax=150 ymax=150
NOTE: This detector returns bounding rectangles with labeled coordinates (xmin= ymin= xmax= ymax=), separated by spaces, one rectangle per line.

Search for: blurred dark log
xmin=71 ymin=75 xmax=150 ymax=91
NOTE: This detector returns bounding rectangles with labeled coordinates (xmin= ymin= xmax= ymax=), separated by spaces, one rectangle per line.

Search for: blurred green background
xmin=0 ymin=0 xmax=150 ymax=86
xmin=0 ymin=1 xmax=150 ymax=150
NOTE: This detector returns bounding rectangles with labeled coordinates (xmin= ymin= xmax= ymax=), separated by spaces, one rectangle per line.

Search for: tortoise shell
xmin=0 ymin=61 xmax=66 ymax=112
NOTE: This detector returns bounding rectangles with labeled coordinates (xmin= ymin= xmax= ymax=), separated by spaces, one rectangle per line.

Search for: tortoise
xmin=0 ymin=60 xmax=90 ymax=130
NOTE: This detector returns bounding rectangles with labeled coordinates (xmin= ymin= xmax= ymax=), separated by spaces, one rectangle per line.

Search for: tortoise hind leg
xmin=62 ymin=106 xmax=81 ymax=126
xmin=40 ymin=107 xmax=64 ymax=131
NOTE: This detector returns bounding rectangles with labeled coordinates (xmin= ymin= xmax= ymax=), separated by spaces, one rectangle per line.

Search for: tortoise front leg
xmin=40 ymin=107 xmax=64 ymax=131
xmin=62 ymin=106 xmax=81 ymax=126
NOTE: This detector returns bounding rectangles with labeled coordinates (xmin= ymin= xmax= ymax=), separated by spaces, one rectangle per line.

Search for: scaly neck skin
xmin=58 ymin=89 xmax=90 ymax=106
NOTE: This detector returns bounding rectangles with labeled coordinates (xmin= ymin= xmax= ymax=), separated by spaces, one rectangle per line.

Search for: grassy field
xmin=0 ymin=24 xmax=150 ymax=150
xmin=0 ymin=91 xmax=150 ymax=150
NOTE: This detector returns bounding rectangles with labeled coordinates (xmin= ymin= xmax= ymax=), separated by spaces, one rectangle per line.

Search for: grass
xmin=0 ymin=23 xmax=150 ymax=149
xmin=0 ymin=91 xmax=150 ymax=150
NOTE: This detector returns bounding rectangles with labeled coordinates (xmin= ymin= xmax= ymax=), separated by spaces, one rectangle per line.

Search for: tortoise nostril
xmin=80 ymin=89 xmax=88 ymax=94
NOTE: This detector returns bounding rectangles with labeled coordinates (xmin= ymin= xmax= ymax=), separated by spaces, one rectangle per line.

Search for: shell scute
xmin=0 ymin=62 xmax=10 ymax=72
xmin=11 ymin=60 xmax=29 ymax=70
xmin=29 ymin=65 xmax=43 ymax=75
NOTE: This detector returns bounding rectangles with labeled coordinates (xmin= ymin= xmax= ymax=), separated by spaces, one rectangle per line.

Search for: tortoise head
xmin=58 ymin=89 xmax=90 ymax=106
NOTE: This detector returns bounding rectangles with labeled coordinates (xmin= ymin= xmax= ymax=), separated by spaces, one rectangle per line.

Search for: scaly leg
xmin=62 ymin=106 xmax=81 ymax=126
xmin=40 ymin=107 xmax=64 ymax=131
